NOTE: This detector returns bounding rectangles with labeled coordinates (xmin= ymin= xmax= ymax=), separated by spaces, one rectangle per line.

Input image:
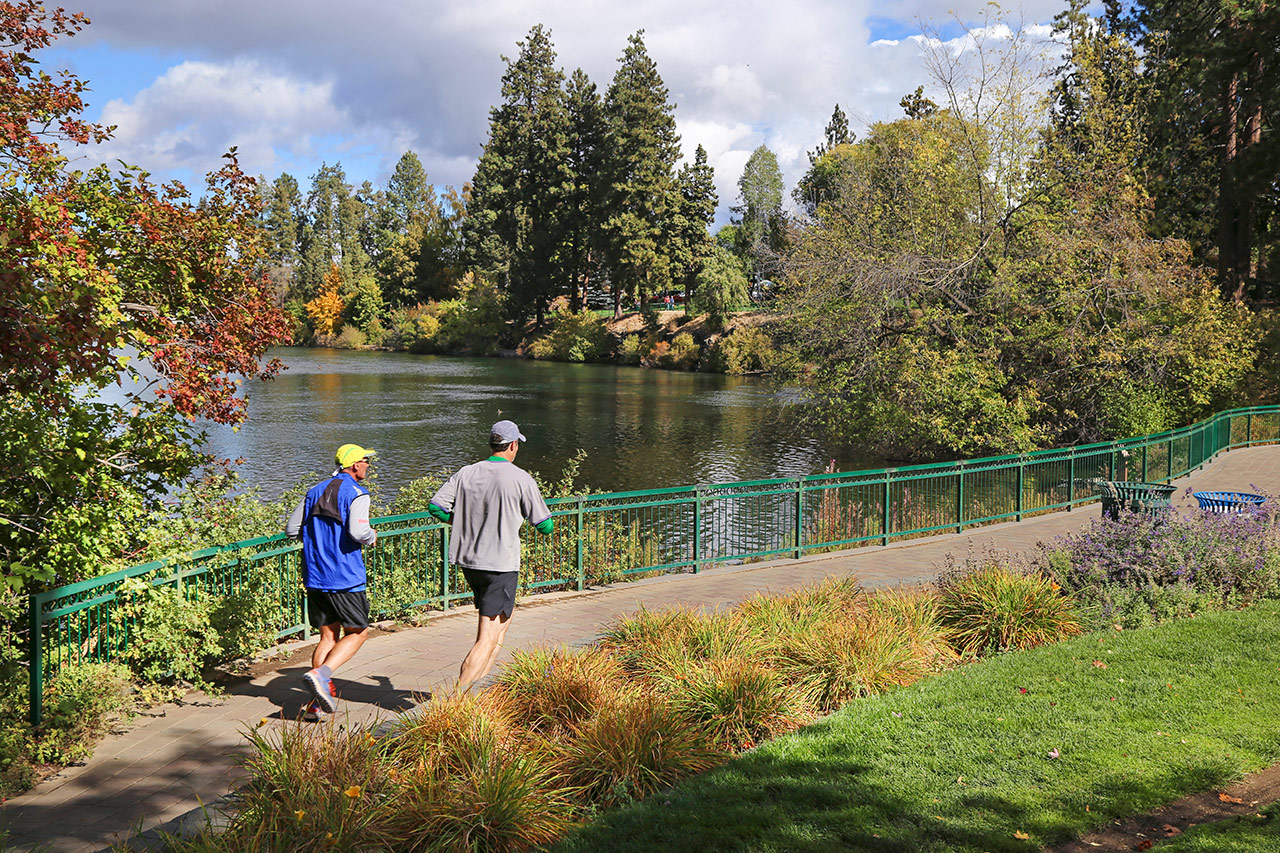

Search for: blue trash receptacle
xmin=1192 ymin=491 xmax=1265 ymax=513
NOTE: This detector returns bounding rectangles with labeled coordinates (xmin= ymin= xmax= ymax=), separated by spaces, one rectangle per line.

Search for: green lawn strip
xmin=554 ymin=602 xmax=1280 ymax=853
xmin=1153 ymin=803 xmax=1280 ymax=851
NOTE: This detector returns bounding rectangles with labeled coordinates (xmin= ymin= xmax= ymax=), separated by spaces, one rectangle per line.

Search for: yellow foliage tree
xmin=306 ymin=264 xmax=346 ymax=336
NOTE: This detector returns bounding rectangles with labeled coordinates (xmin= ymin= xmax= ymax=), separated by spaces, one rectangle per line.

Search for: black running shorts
xmin=461 ymin=568 xmax=517 ymax=619
xmin=307 ymin=589 xmax=370 ymax=630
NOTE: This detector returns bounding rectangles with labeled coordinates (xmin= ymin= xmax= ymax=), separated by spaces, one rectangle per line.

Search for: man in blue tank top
xmin=285 ymin=443 xmax=378 ymax=720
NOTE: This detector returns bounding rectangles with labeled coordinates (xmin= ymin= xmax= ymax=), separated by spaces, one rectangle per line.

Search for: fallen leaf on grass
xmin=1019 ymin=687 xmax=1028 ymax=694
xmin=1092 ymin=660 xmax=1108 ymax=669
xmin=1137 ymin=841 xmax=1153 ymax=851
xmin=1219 ymin=793 xmax=1245 ymax=804
xmin=1161 ymin=825 xmax=1182 ymax=837
xmin=1048 ymin=748 xmax=1060 ymax=759
xmin=1013 ymin=830 xmax=1030 ymax=840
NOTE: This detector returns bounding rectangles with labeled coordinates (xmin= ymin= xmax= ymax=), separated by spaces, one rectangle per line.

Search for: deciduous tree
xmin=0 ymin=2 xmax=288 ymax=589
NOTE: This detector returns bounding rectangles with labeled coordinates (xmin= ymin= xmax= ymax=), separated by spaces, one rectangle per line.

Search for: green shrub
xmin=647 ymin=332 xmax=700 ymax=370
xmin=207 ymin=559 xmax=285 ymax=663
xmin=134 ymin=470 xmax=301 ymax=566
xmin=705 ymin=326 xmax=777 ymax=374
xmin=528 ymin=311 xmax=611 ymax=362
xmin=334 ymin=324 xmax=366 ymax=349
xmin=32 ymin=662 xmax=131 ymax=765
xmin=434 ymin=273 xmax=506 ymax=354
xmin=936 ymin=561 xmax=1082 ymax=657
xmin=616 ymin=334 xmax=644 ymax=365
xmin=116 ymin=576 xmax=222 ymax=689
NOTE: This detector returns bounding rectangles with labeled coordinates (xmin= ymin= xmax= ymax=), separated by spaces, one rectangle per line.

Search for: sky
xmin=43 ymin=0 xmax=1079 ymax=226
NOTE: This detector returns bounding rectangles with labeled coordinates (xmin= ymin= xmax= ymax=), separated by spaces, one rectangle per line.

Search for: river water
xmin=203 ymin=348 xmax=880 ymax=500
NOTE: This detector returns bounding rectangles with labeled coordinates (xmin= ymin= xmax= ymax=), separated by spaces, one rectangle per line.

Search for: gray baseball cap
xmin=491 ymin=419 xmax=527 ymax=444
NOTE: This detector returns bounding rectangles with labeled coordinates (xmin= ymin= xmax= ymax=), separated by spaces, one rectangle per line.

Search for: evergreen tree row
xmin=257 ymin=27 xmax=725 ymax=344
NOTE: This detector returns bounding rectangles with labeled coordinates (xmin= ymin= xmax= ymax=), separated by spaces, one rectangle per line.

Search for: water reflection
xmin=205 ymin=348 xmax=880 ymax=499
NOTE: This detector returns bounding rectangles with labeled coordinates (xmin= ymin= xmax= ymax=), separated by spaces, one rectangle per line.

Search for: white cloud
xmin=61 ymin=0 xmax=1069 ymax=219
xmin=94 ymin=59 xmax=349 ymax=176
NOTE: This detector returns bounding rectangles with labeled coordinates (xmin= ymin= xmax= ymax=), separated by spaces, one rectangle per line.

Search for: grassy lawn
xmin=554 ymin=601 xmax=1280 ymax=852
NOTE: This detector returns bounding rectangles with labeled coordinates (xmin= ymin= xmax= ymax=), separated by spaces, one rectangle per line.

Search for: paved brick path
xmin=5 ymin=445 xmax=1280 ymax=852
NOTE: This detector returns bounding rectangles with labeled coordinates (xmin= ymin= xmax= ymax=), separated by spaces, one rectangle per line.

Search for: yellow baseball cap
xmin=336 ymin=444 xmax=375 ymax=468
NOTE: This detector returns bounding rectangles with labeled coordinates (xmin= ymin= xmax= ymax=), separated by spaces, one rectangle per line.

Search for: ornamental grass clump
xmin=550 ymin=692 xmax=722 ymax=807
xmin=489 ymin=645 xmax=628 ymax=734
xmin=597 ymin=605 xmax=700 ymax=673
xmin=936 ymin=560 xmax=1082 ymax=657
xmin=866 ymin=586 xmax=959 ymax=670
xmin=196 ymin=720 xmax=396 ymax=852
xmin=649 ymin=656 xmax=812 ymax=750
xmin=772 ymin=612 xmax=932 ymax=712
xmin=384 ymin=690 xmax=518 ymax=773
xmin=382 ymin=722 xmax=573 ymax=853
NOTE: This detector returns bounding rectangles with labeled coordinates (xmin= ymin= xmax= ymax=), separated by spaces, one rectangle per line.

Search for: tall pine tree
xmin=601 ymin=30 xmax=681 ymax=316
xmin=1134 ymin=0 xmax=1280 ymax=298
xmin=465 ymin=25 xmax=573 ymax=325
xmin=668 ymin=144 xmax=718 ymax=305
xmin=562 ymin=68 xmax=607 ymax=312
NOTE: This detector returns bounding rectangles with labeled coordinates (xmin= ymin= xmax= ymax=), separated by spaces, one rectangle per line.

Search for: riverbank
xmin=312 ymin=305 xmax=783 ymax=376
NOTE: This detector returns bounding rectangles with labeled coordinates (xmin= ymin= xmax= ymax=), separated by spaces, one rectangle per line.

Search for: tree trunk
xmin=1218 ymin=67 xmax=1246 ymax=300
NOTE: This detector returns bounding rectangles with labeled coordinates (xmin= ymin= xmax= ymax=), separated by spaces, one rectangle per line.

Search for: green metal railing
xmin=24 ymin=405 xmax=1280 ymax=723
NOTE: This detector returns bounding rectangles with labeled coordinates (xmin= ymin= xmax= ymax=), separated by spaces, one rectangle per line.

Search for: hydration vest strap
xmin=306 ymin=477 xmax=346 ymax=524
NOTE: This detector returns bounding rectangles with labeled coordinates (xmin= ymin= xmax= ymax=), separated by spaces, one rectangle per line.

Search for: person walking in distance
xmin=286 ymin=444 xmax=378 ymax=721
xmin=427 ymin=420 xmax=554 ymax=688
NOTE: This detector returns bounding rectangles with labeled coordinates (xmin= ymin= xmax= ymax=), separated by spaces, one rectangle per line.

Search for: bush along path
xmin=158 ymin=494 xmax=1280 ymax=852
xmin=555 ymin=601 xmax=1280 ymax=853
xmin=164 ymin=548 xmax=1280 ymax=852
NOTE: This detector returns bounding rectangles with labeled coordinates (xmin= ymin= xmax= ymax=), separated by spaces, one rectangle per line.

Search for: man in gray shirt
xmin=428 ymin=419 xmax=554 ymax=687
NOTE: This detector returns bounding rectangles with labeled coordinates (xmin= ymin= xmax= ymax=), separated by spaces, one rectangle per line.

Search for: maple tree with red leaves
xmin=0 ymin=2 xmax=290 ymax=592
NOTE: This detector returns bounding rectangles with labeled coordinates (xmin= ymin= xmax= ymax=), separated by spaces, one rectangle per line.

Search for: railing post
xmin=440 ymin=527 xmax=451 ymax=611
xmin=692 ymin=486 xmax=703 ymax=573
xmin=1141 ymin=444 xmax=1148 ymax=482
xmin=1068 ymin=449 xmax=1075 ymax=510
xmin=28 ymin=593 xmax=42 ymax=726
xmin=1108 ymin=445 xmax=1115 ymax=481
xmin=575 ymin=497 xmax=585 ymax=591
xmin=794 ymin=477 xmax=804 ymax=560
xmin=1168 ymin=435 xmax=1174 ymax=480
xmin=882 ymin=472 xmax=891 ymax=546
xmin=1016 ymin=459 xmax=1024 ymax=522
xmin=1247 ymin=411 xmax=1253 ymax=446
xmin=956 ymin=463 xmax=966 ymax=532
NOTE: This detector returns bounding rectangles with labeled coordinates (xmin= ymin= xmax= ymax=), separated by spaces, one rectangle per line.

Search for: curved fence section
xmin=25 ymin=405 xmax=1280 ymax=723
